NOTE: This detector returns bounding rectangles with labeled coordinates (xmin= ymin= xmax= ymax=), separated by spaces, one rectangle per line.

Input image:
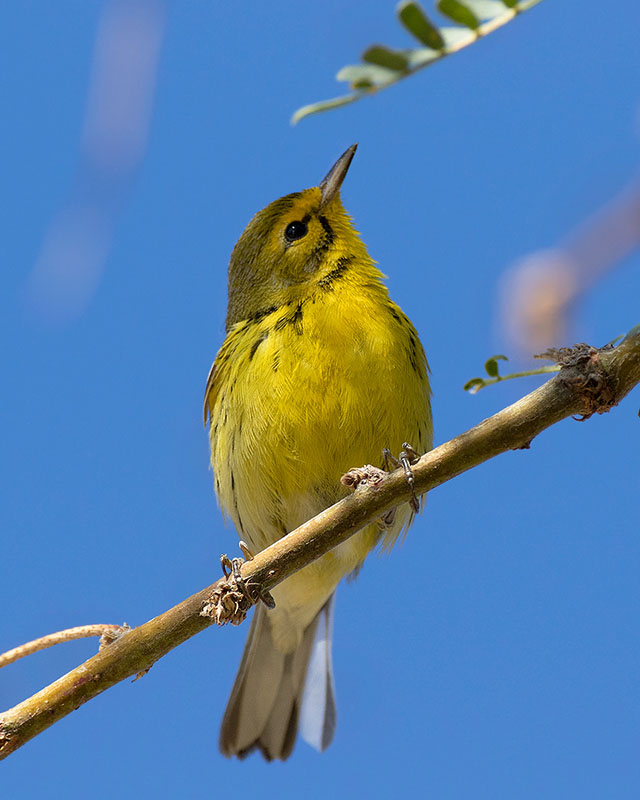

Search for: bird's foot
xmin=382 ymin=442 xmax=421 ymax=513
xmin=220 ymin=543 xmax=275 ymax=610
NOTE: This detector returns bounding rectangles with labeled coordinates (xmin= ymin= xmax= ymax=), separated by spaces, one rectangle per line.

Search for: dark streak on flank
xmin=236 ymin=509 xmax=245 ymax=536
xmin=275 ymin=301 xmax=304 ymax=335
xmin=408 ymin=330 xmax=419 ymax=372
xmin=389 ymin=306 xmax=402 ymax=324
xmin=317 ymin=255 xmax=354 ymax=290
xmin=273 ymin=351 xmax=280 ymax=372
xmin=230 ymin=468 xmax=245 ymax=534
xmin=249 ymin=330 xmax=269 ymax=361
xmin=291 ymin=303 xmax=304 ymax=334
xmin=246 ymin=304 xmax=278 ymax=325
xmin=274 ymin=307 xmax=289 ymax=331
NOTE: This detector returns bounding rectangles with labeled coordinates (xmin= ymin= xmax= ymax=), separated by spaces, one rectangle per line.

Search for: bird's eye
xmin=284 ymin=220 xmax=308 ymax=242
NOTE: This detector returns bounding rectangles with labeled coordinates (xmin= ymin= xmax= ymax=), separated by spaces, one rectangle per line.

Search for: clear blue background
xmin=2 ymin=1 xmax=639 ymax=797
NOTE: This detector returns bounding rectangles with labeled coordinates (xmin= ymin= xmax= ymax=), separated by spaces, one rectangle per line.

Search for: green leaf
xmin=440 ymin=26 xmax=476 ymax=49
xmin=437 ymin=0 xmax=480 ymax=29
xmin=463 ymin=377 xmax=485 ymax=392
xmin=362 ymin=45 xmax=409 ymax=71
xmin=484 ymin=354 xmax=508 ymax=377
xmin=462 ymin=0 xmax=509 ymax=17
xmin=501 ymin=0 xmax=518 ymax=7
xmin=291 ymin=93 xmax=362 ymax=125
xmin=397 ymin=1 xmax=445 ymax=50
xmin=336 ymin=64 xmax=399 ymax=88
xmin=404 ymin=46 xmax=441 ymax=68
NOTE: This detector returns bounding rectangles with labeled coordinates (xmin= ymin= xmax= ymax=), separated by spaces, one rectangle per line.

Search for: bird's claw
xmin=382 ymin=442 xmax=421 ymax=513
xmin=220 ymin=545 xmax=276 ymax=610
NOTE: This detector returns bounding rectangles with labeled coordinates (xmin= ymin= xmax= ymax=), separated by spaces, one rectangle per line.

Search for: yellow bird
xmin=204 ymin=145 xmax=432 ymax=760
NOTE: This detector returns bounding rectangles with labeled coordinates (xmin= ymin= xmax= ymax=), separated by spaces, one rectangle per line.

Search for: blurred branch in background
xmin=499 ymin=176 xmax=640 ymax=354
xmin=24 ymin=0 xmax=166 ymax=324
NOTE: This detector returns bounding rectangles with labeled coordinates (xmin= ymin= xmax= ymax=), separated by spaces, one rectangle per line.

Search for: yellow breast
xmin=207 ymin=274 xmax=431 ymax=640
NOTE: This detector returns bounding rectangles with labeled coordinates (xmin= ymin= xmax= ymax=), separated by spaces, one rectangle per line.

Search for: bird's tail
xmin=219 ymin=595 xmax=336 ymax=761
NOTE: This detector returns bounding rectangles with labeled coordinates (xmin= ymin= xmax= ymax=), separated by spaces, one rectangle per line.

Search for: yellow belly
xmin=209 ymin=285 xmax=432 ymax=650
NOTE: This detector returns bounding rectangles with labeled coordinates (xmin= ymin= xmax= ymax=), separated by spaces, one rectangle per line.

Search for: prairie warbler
xmin=204 ymin=145 xmax=432 ymax=760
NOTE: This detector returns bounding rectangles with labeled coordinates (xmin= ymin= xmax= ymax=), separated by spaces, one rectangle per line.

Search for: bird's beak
xmin=319 ymin=144 xmax=357 ymax=207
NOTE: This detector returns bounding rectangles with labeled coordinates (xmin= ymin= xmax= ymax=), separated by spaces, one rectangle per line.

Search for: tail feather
xmin=219 ymin=604 xmax=284 ymax=757
xmin=258 ymin=644 xmax=307 ymax=760
xmin=300 ymin=593 xmax=337 ymax=751
xmin=219 ymin=596 xmax=336 ymax=760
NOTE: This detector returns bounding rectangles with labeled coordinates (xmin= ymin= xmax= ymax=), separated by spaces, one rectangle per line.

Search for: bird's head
xmin=226 ymin=145 xmax=367 ymax=329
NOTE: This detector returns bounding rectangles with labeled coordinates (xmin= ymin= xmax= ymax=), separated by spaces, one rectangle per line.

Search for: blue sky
xmin=2 ymin=1 xmax=639 ymax=797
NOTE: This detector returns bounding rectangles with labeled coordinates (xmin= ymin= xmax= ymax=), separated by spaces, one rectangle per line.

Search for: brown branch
xmin=1 ymin=335 xmax=639 ymax=760
xmin=0 ymin=625 xmax=128 ymax=669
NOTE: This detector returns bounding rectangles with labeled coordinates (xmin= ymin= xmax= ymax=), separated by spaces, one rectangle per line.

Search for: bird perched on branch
xmin=204 ymin=144 xmax=432 ymax=760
